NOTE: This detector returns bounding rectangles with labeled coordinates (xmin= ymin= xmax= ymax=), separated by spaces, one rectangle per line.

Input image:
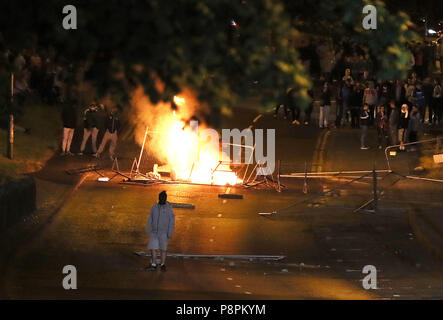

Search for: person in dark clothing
xmin=432 ymin=79 xmax=442 ymax=125
xmin=319 ymin=82 xmax=332 ymax=128
xmin=337 ymin=80 xmax=352 ymax=127
xmin=388 ymin=101 xmax=399 ymax=146
xmin=407 ymin=105 xmax=422 ymax=151
xmin=61 ymin=102 xmax=77 ymax=155
xmin=398 ymin=104 xmax=409 ymax=151
xmin=414 ymin=84 xmax=426 ymax=122
xmin=96 ymin=106 xmax=121 ymax=160
xmin=79 ymin=103 xmax=101 ymax=155
xmin=304 ymin=89 xmax=314 ymax=125
xmin=350 ymin=84 xmax=363 ymax=128
xmin=423 ymin=42 xmax=433 ymax=78
xmin=375 ymin=105 xmax=388 ymax=149
xmin=423 ymin=78 xmax=434 ymax=123
xmin=393 ymin=80 xmax=406 ymax=107
xmin=285 ymin=88 xmax=300 ymax=124
xmin=360 ymin=104 xmax=370 ymax=149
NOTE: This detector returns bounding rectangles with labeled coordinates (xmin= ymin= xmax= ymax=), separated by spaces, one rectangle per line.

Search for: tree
xmin=0 ymin=0 xmax=418 ymax=113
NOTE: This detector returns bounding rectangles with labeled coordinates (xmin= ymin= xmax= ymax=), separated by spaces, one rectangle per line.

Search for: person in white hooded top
xmin=145 ymin=191 xmax=175 ymax=271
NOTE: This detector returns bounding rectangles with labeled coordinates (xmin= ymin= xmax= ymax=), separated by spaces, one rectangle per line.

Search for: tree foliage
xmin=0 ymin=0 xmax=418 ymax=111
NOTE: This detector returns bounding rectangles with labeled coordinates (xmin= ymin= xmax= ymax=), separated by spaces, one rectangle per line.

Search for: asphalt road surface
xmin=1 ymin=106 xmax=443 ymax=299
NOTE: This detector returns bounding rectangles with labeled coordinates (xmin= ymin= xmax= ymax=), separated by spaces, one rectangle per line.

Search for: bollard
xmin=7 ymin=114 xmax=14 ymax=159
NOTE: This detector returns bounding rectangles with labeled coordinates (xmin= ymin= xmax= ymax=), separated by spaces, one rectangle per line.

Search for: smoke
xmin=128 ymin=85 xmax=242 ymax=185
xmin=129 ymin=85 xmax=208 ymax=166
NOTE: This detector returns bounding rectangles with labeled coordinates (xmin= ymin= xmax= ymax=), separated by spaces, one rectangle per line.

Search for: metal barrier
xmin=384 ymin=136 xmax=443 ymax=172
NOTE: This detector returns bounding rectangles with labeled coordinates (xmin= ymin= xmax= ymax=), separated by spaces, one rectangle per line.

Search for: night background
xmin=0 ymin=0 xmax=443 ymax=302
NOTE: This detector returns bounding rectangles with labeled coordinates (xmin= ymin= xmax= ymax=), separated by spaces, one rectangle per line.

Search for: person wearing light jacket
xmin=145 ymin=191 xmax=175 ymax=271
xmin=362 ymin=82 xmax=378 ymax=124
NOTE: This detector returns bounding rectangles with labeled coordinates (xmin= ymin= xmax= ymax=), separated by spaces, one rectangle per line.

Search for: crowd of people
xmin=275 ymin=37 xmax=443 ymax=151
xmin=61 ymin=101 xmax=121 ymax=160
xmin=0 ymin=48 xmax=122 ymax=160
xmin=333 ymin=72 xmax=441 ymax=150
xmin=276 ymin=71 xmax=442 ymax=151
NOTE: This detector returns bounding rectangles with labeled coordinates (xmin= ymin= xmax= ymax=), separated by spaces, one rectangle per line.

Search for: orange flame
xmin=130 ymin=87 xmax=242 ymax=186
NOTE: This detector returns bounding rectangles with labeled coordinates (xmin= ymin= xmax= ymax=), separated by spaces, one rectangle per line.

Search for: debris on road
xmin=218 ymin=193 xmax=243 ymax=199
xmin=134 ymin=252 xmax=286 ymax=261
xmin=170 ymin=202 xmax=195 ymax=209
xmin=258 ymin=211 xmax=276 ymax=216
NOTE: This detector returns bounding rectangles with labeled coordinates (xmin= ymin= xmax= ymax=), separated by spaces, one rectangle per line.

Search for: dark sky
xmin=385 ymin=0 xmax=443 ymax=27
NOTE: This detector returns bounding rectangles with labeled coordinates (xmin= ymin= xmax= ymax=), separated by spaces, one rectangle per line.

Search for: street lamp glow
xmin=428 ymin=29 xmax=437 ymax=34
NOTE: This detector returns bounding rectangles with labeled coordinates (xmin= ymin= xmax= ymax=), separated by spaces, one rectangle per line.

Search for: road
xmin=1 ymin=105 xmax=443 ymax=299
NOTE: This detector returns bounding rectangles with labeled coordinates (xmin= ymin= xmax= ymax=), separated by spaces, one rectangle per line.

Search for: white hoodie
xmin=145 ymin=202 xmax=175 ymax=238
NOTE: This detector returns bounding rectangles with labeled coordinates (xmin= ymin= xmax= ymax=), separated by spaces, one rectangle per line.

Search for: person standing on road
xmin=145 ymin=191 xmax=175 ymax=272
xmin=388 ymin=101 xmax=399 ymax=146
xmin=398 ymin=104 xmax=409 ymax=151
xmin=360 ymin=104 xmax=370 ymax=150
xmin=304 ymin=89 xmax=314 ymax=125
xmin=362 ymin=81 xmax=377 ymax=125
xmin=78 ymin=103 xmax=100 ymax=155
xmin=319 ymin=82 xmax=332 ymax=129
xmin=423 ymin=78 xmax=434 ymax=123
xmin=95 ymin=106 xmax=121 ymax=160
xmin=60 ymin=98 xmax=77 ymax=156
xmin=432 ymin=79 xmax=442 ymax=125
xmin=413 ymin=83 xmax=426 ymax=123
xmin=285 ymin=88 xmax=301 ymax=125
xmin=407 ymin=105 xmax=423 ymax=151
xmin=337 ymin=79 xmax=352 ymax=127
xmin=394 ymin=80 xmax=406 ymax=107
xmin=375 ymin=105 xmax=388 ymax=149
xmin=350 ymin=83 xmax=363 ymax=129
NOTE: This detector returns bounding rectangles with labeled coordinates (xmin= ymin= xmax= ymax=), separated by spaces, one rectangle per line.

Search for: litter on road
xmin=134 ymin=252 xmax=286 ymax=261
xmin=170 ymin=202 xmax=195 ymax=209
xmin=258 ymin=211 xmax=276 ymax=216
xmin=218 ymin=193 xmax=243 ymax=199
